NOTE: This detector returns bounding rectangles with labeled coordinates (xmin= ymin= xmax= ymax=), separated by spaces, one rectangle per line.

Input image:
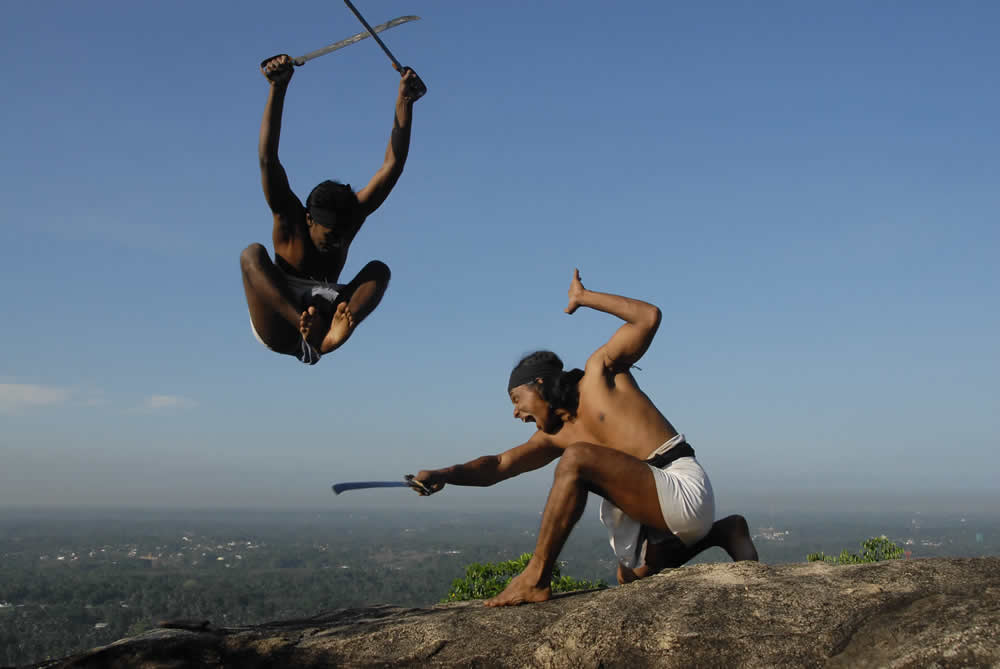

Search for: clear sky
xmin=2 ymin=1 xmax=998 ymax=515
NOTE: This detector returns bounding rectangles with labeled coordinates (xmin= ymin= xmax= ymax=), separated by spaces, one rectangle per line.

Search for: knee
xmin=555 ymin=443 xmax=592 ymax=479
xmin=721 ymin=514 xmax=750 ymax=535
xmin=360 ymin=259 xmax=391 ymax=283
xmin=240 ymin=243 xmax=269 ymax=273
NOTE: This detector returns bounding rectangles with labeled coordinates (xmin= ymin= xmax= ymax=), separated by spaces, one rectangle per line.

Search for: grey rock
xmin=34 ymin=557 xmax=1000 ymax=668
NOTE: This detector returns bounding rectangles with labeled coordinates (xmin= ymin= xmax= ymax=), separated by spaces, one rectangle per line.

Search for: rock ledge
xmin=36 ymin=557 xmax=1000 ymax=668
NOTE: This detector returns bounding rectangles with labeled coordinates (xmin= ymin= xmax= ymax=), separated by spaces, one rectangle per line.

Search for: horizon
xmin=2 ymin=485 xmax=999 ymax=519
xmin=3 ymin=1 xmax=998 ymax=512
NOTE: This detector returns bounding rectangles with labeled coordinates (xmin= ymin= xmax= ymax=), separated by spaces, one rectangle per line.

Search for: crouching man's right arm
xmin=414 ymin=434 xmax=561 ymax=495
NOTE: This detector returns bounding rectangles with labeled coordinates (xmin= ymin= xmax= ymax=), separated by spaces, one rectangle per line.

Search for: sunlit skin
xmin=240 ymin=54 xmax=424 ymax=359
xmin=415 ymin=269 xmax=757 ymax=606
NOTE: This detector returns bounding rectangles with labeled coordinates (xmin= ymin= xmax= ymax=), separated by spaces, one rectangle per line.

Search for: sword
xmin=343 ymin=0 xmax=427 ymax=97
xmin=332 ymin=475 xmax=433 ymax=496
xmin=259 ymin=15 xmax=420 ymax=70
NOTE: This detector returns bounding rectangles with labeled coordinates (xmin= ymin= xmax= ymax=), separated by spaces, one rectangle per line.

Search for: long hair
xmin=510 ymin=351 xmax=584 ymax=416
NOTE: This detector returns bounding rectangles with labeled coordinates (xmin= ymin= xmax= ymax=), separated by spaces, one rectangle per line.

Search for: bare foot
xmin=483 ymin=570 xmax=551 ymax=607
xmin=299 ymin=306 xmax=330 ymax=352
xmin=320 ymin=302 xmax=355 ymax=353
xmin=617 ymin=563 xmax=652 ymax=585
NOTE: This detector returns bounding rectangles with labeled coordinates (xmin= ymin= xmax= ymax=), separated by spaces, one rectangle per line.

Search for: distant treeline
xmin=2 ymin=507 xmax=995 ymax=665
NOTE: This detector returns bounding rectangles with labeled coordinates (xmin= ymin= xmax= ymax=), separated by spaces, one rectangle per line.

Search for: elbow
xmin=490 ymin=455 xmax=513 ymax=485
xmin=644 ymin=305 xmax=662 ymax=331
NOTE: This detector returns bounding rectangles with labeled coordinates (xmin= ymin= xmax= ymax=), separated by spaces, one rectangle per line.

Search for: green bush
xmin=443 ymin=553 xmax=607 ymax=602
xmin=807 ymin=536 xmax=904 ymax=565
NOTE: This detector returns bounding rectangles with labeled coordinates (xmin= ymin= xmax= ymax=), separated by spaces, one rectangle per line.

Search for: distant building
xmin=752 ymin=527 xmax=790 ymax=542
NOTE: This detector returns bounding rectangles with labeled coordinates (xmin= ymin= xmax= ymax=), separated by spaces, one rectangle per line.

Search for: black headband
xmin=508 ymin=359 xmax=563 ymax=393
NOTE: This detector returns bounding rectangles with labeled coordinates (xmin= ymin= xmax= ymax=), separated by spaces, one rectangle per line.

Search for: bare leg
xmin=621 ymin=515 xmax=759 ymax=584
xmin=485 ymin=443 xmax=667 ymax=607
xmin=240 ymin=243 xmax=308 ymax=354
xmin=318 ymin=260 xmax=390 ymax=353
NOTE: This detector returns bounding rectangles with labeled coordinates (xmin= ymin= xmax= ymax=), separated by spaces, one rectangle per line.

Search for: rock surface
xmin=35 ymin=557 xmax=1000 ymax=668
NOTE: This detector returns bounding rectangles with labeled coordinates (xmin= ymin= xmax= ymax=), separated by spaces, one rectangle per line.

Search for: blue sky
xmin=2 ymin=1 xmax=997 ymax=514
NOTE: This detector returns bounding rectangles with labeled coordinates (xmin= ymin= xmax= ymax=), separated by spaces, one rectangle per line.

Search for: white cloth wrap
xmin=599 ymin=433 xmax=716 ymax=568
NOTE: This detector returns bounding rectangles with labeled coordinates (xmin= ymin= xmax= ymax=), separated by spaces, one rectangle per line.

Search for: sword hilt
xmin=400 ymin=67 xmax=427 ymax=99
xmin=260 ymin=54 xmax=296 ymax=79
xmin=405 ymin=474 xmax=434 ymax=495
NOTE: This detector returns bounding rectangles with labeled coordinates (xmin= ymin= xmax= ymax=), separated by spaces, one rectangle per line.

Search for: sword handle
xmin=405 ymin=474 xmax=434 ymax=495
xmin=260 ymin=56 xmax=306 ymax=70
xmin=260 ymin=54 xmax=315 ymax=69
xmin=400 ymin=67 xmax=427 ymax=99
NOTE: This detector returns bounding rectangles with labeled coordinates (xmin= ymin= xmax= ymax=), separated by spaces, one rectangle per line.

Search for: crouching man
xmin=413 ymin=269 xmax=758 ymax=606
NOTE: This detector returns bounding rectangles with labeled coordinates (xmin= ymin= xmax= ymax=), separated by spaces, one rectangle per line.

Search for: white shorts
xmin=648 ymin=454 xmax=715 ymax=547
xmin=599 ymin=434 xmax=715 ymax=568
xmin=280 ymin=272 xmax=343 ymax=309
xmin=248 ymin=269 xmax=344 ymax=366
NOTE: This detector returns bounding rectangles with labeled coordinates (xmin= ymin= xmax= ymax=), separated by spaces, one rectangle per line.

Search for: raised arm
xmin=355 ymin=68 xmax=424 ymax=217
xmin=258 ymin=55 xmax=301 ymax=228
xmin=413 ymin=432 xmax=561 ymax=494
xmin=565 ymin=269 xmax=662 ymax=373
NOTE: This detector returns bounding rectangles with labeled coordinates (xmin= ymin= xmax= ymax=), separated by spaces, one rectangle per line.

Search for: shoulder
xmin=580 ymin=354 xmax=638 ymax=399
xmin=273 ymin=219 xmax=308 ymax=262
xmin=510 ymin=429 xmax=566 ymax=458
xmin=273 ymin=201 xmax=307 ymax=238
xmin=585 ymin=343 xmax=638 ymax=380
xmin=582 ymin=348 xmax=616 ymax=388
xmin=526 ymin=429 xmax=557 ymax=450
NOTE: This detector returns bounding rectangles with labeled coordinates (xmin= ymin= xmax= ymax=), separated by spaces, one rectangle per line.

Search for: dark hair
xmin=306 ymin=180 xmax=358 ymax=218
xmin=510 ymin=351 xmax=584 ymax=416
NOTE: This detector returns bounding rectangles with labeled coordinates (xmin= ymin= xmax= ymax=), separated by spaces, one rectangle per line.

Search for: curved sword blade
xmin=331 ymin=480 xmax=410 ymax=495
xmin=295 ymin=15 xmax=420 ymax=66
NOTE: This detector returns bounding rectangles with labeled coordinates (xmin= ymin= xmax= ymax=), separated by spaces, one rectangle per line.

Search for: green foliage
xmin=442 ymin=553 xmax=606 ymax=602
xmin=807 ymin=536 xmax=904 ymax=565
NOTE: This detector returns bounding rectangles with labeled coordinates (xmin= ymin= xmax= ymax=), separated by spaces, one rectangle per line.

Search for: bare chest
xmin=555 ymin=385 xmax=674 ymax=459
xmin=276 ymin=236 xmax=348 ymax=283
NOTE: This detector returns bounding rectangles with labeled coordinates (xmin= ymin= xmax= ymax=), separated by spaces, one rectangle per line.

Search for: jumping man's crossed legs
xmin=241 ymin=244 xmax=391 ymax=358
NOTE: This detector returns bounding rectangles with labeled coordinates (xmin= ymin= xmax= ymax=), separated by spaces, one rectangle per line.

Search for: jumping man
xmin=241 ymin=55 xmax=425 ymax=364
xmin=414 ymin=269 xmax=758 ymax=606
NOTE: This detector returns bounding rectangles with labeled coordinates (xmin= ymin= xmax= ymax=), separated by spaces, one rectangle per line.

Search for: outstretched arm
xmin=355 ymin=68 xmax=424 ymax=218
xmin=565 ymin=269 xmax=662 ymax=373
xmin=414 ymin=433 xmax=561 ymax=494
xmin=258 ymin=55 xmax=301 ymax=228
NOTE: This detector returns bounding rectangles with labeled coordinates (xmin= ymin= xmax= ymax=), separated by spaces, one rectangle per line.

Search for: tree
xmin=807 ymin=536 xmax=904 ymax=565
xmin=443 ymin=554 xmax=606 ymax=602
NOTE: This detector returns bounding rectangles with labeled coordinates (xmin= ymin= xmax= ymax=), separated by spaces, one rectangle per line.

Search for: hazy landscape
xmin=2 ymin=504 xmax=997 ymax=666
